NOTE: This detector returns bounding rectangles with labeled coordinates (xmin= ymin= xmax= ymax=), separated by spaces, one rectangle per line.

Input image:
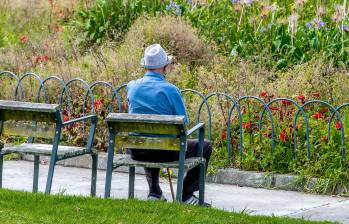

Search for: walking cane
xmin=167 ymin=168 xmax=175 ymax=201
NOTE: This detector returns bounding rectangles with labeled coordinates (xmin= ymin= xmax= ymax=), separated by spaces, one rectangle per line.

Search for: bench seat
xmin=114 ymin=155 xmax=205 ymax=170
xmin=1 ymin=143 xmax=90 ymax=159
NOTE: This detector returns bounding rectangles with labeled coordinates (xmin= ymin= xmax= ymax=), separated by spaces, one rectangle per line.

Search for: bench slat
xmin=107 ymin=113 xmax=185 ymax=125
xmin=0 ymin=109 xmax=58 ymax=123
xmin=113 ymin=155 xmax=204 ymax=169
xmin=115 ymin=135 xmax=181 ymax=151
xmin=0 ymin=100 xmax=61 ymax=123
xmin=0 ymin=100 xmax=60 ymax=112
xmin=1 ymin=143 xmax=88 ymax=157
xmin=1 ymin=121 xmax=55 ymax=139
xmin=111 ymin=122 xmax=181 ymax=135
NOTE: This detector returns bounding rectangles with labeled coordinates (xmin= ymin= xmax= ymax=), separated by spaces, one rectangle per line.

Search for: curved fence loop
xmin=181 ymin=89 xmax=212 ymax=140
xmin=15 ymin=72 xmax=44 ymax=101
xmin=116 ymin=84 xmax=127 ymax=112
xmin=199 ymin=92 xmax=243 ymax=161
xmin=116 ymin=84 xmax=127 ymax=93
xmin=261 ymin=98 xmax=310 ymax=159
xmin=36 ymin=76 xmax=66 ymax=104
xmin=328 ymin=103 xmax=349 ymax=140
xmin=60 ymin=78 xmax=94 ymax=116
xmin=295 ymin=100 xmax=346 ymax=161
xmin=87 ymin=81 xmax=122 ymax=113
xmin=0 ymin=71 xmax=22 ymax=100
xmin=238 ymin=96 xmax=276 ymax=151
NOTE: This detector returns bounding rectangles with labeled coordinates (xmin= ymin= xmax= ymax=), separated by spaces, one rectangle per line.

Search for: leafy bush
xmin=72 ymin=0 xmax=165 ymax=45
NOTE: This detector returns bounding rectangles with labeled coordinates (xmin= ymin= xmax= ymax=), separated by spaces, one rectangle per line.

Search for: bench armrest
xmin=186 ymin=123 xmax=204 ymax=136
xmin=62 ymin=115 xmax=97 ymax=127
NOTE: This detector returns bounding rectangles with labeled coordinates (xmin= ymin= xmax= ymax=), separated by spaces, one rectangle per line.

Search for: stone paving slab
xmin=2 ymin=161 xmax=349 ymax=223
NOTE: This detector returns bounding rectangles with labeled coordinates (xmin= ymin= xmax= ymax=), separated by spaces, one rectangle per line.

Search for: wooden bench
xmin=104 ymin=113 xmax=206 ymax=205
xmin=0 ymin=100 xmax=98 ymax=196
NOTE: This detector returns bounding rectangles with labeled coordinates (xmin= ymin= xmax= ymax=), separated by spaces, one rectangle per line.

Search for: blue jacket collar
xmin=144 ymin=71 xmax=166 ymax=80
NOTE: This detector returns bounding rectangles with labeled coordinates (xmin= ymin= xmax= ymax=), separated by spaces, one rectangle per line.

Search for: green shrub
xmin=72 ymin=0 xmax=165 ymax=46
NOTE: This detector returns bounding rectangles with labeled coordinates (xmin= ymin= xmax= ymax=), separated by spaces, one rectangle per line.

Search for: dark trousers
xmin=130 ymin=139 xmax=212 ymax=201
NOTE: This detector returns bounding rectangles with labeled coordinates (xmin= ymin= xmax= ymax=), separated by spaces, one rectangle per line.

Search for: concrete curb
xmin=21 ymin=153 xmax=348 ymax=194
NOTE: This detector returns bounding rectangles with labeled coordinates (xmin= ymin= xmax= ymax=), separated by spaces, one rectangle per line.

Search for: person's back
xmin=127 ymin=71 xmax=186 ymax=118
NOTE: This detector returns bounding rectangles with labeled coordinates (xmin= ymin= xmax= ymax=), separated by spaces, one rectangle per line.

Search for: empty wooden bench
xmin=104 ymin=113 xmax=206 ymax=204
xmin=0 ymin=100 xmax=98 ymax=195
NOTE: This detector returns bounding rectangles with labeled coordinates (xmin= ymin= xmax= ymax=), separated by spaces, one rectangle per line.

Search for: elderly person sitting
xmin=126 ymin=44 xmax=212 ymax=205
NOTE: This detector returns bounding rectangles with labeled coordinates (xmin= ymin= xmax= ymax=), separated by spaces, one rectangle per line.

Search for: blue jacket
xmin=126 ymin=71 xmax=188 ymax=124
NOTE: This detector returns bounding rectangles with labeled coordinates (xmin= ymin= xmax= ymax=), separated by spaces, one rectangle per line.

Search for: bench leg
xmin=91 ymin=154 xmax=98 ymax=197
xmin=199 ymin=162 xmax=206 ymax=205
xmin=128 ymin=166 xmax=135 ymax=199
xmin=33 ymin=155 xmax=40 ymax=193
xmin=104 ymin=139 xmax=115 ymax=198
xmin=45 ymin=158 xmax=56 ymax=194
xmin=0 ymin=154 xmax=3 ymax=188
xmin=176 ymin=149 xmax=186 ymax=202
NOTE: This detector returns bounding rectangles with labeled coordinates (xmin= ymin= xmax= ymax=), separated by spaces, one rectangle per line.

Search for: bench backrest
xmin=106 ymin=113 xmax=186 ymax=151
xmin=0 ymin=100 xmax=62 ymax=139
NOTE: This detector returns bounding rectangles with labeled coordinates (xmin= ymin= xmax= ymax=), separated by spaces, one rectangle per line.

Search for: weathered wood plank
xmin=0 ymin=100 xmax=61 ymax=123
xmin=1 ymin=121 xmax=55 ymax=139
xmin=2 ymin=143 xmax=87 ymax=156
xmin=0 ymin=110 xmax=58 ymax=123
xmin=0 ymin=100 xmax=60 ymax=112
xmin=107 ymin=113 xmax=185 ymax=125
xmin=115 ymin=135 xmax=181 ymax=151
xmin=110 ymin=122 xmax=181 ymax=135
xmin=113 ymin=155 xmax=204 ymax=169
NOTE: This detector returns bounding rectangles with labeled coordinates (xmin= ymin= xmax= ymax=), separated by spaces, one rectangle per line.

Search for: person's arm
xmin=170 ymin=87 xmax=189 ymax=124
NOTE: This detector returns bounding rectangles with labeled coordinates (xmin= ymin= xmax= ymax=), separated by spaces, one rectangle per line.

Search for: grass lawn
xmin=0 ymin=189 xmax=333 ymax=224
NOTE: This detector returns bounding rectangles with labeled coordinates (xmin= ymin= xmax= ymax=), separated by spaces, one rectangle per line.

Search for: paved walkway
xmin=2 ymin=161 xmax=349 ymax=223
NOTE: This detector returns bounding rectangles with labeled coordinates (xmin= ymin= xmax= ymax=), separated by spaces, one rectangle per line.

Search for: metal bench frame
xmin=104 ymin=113 xmax=206 ymax=204
xmin=0 ymin=100 xmax=98 ymax=196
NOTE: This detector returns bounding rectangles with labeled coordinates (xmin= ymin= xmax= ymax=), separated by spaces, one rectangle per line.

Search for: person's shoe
xmin=147 ymin=194 xmax=167 ymax=202
xmin=183 ymin=195 xmax=211 ymax=207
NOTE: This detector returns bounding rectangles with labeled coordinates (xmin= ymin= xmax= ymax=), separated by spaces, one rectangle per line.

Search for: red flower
xmin=312 ymin=92 xmax=321 ymax=98
xmin=312 ymin=112 xmax=323 ymax=120
xmin=63 ymin=115 xmax=69 ymax=122
xmin=42 ymin=55 xmax=49 ymax=62
xmin=280 ymin=130 xmax=287 ymax=142
xmin=281 ymin=100 xmax=292 ymax=106
xmin=19 ymin=35 xmax=28 ymax=44
xmin=230 ymin=138 xmax=237 ymax=145
xmin=297 ymin=95 xmax=305 ymax=101
xmin=221 ymin=131 xmax=227 ymax=140
xmin=94 ymin=99 xmax=104 ymax=110
xmin=335 ymin=121 xmax=341 ymax=130
xmin=260 ymin=91 xmax=268 ymax=97
xmin=269 ymin=106 xmax=279 ymax=111
xmin=242 ymin=122 xmax=252 ymax=129
xmin=297 ymin=95 xmax=306 ymax=104
xmin=35 ymin=55 xmax=50 ymax=64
